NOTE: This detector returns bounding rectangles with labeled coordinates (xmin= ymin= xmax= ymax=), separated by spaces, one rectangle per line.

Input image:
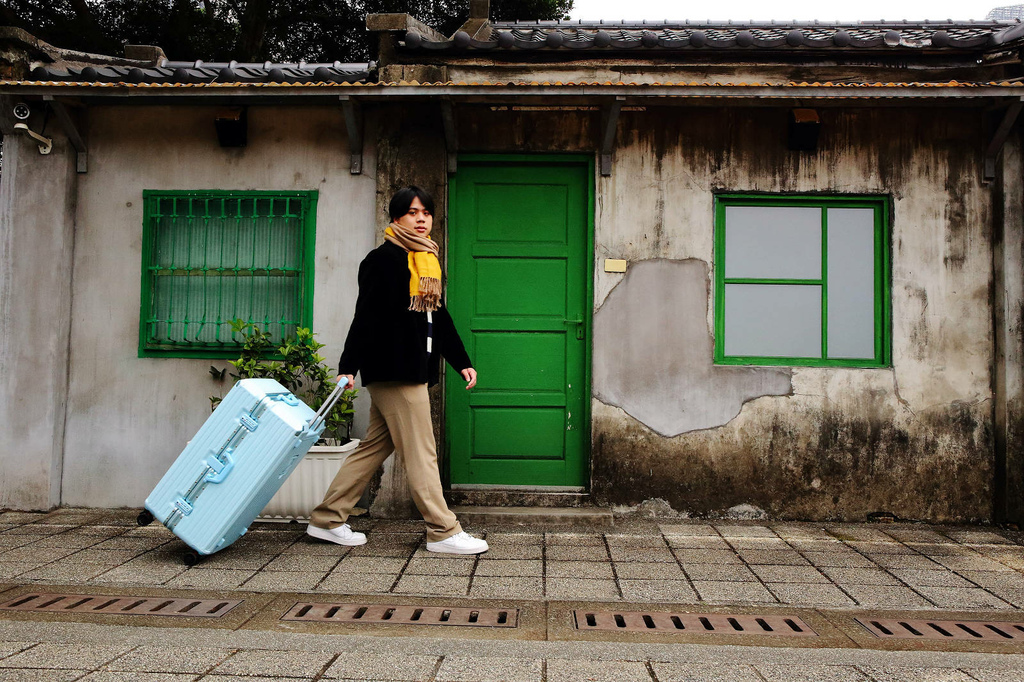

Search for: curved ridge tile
xmin=610 ymin=36 xmax=643 ymax=48
xmin=706 ymin=36 xmax=737 ymax=48
xmin=513 ymin=37 xmax=545 ymax=49
xmin=659 ymin=36 xmax=689 ymax=48
xmin=950 ymin=33 xmax=997 ymax=48
xmin=421 ymin=40 xmax=455 ymax=50
xmin=848 ymin=34 xmax=885 ymax=47
xmin=564 ymin=37 xmax=596 ymax=49
xmin=992 ymin=22 xmax=1024 ymax=45
xmin=752 ymin=36 xmax=787 ymax=48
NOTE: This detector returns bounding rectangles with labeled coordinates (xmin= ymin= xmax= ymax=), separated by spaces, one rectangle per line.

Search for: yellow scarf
xmin=384 ymin=223 xmax=442 ymax=312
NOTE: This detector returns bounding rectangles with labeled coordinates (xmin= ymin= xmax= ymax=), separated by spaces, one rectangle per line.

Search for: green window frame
xmin=139 ymin=190 xmax=318 ymax=358
xmin=714 ymin=194 xmax=891 ymax=368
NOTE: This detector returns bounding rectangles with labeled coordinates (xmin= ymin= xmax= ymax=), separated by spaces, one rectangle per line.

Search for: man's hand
xmin=461 ymin=367 xmax=477 ymax=390
xmin=336 ymin=374 xmax=355 ymax=390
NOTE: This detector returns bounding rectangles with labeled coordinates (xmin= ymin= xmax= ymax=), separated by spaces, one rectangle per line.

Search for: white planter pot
xmin=258 ymin=439 xmax=360 ymax=522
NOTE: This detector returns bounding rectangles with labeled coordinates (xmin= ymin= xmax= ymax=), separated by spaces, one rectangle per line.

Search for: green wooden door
xmin=446 ymin=156 xmax=592 ymax=487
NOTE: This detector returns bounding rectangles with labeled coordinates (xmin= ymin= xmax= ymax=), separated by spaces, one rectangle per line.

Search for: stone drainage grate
xmin=281 ymin=602 xmax=519 ymax=628
xmin=0 ymin=593 xmax=241 ymax=618
xmin=574 ymin=610 xmax=818 ymax=637
xmin=857 ymin=618 xmax=1024 ymax=642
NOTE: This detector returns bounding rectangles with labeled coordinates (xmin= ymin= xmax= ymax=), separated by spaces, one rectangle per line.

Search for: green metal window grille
xmin=139 ymin=190 xmax=318 ymax=358
xmin=714 ymin=194 xmax=891 ymax=368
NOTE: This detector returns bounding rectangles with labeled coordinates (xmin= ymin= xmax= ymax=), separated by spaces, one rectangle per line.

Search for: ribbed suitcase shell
xmin=145 ymin=378 xmax=322 ymax=555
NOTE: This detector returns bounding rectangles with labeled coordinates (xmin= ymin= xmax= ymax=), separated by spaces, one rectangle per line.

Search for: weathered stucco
xmin=0 ymin=131 xmax=77 ymax=510
xmin=593 ymin=259 xmax=792 ymax=436
xmin=59 ymin=105 xmax=377 ymax=508
xmin=374 ymin=102 xmax=999 ymax=522
xmin=589 ymin=105 xmax=994 ymax=521
xmin=994 ymin=132 xmax=1024 ymax=522
xmin=0 ymin=92 xmax=1007 ymax=523
xmin=367 ymin=103 xmax=450 ymax=519
xmin=446 ymin=62 xmax=993 ymax=88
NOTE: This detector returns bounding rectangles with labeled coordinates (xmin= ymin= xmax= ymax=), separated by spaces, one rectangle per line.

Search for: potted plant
xmin=211 ymin=319 xmax=358 ymax=445
xmin=210 ymin=320 xmax=362 ymax=521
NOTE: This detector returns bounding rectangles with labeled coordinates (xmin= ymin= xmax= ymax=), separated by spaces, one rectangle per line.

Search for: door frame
xmin=443 ymin=152 xmax=596 ymax=490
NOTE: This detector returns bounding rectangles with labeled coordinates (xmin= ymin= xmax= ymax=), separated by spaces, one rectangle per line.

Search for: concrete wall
xmin=60 ymin=105 xmax=377 ymax=508
xmin=366 ymin=103 xmax=451 ymax=518
xmin=994 ymin=131 xmax=1024 ymax=523
xmin=0 ymin=129 xmax=78 ymax=510
xmin=448 ymin=103 xmax=996 ymax=522
xmin=590 ymin=106 xmax=993 ymax=522
xmin=1 ymin=95 xmax=1004 ymax=523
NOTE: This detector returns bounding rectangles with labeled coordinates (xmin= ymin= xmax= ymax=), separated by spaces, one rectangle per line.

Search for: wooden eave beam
xmin=984 ymin=96 xmax=1024 ymax=183
xmin=43 ymin=94 xmax=87 ymax=172
xmin=339 ymin=95 xmax=363 ymax=174
xmin=600 ymin=96 xmax=624 ymax=176
xmin=8 ymin=84 xmax=1024 ymax=99
xmin=441 ymin=98 xmax=457 ymax=174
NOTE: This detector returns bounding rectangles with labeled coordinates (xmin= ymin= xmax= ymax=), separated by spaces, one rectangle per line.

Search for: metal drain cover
xmin=574 ymin=610 xmax=817 ymax=637
xmin=857 ymin=617 xmax=1024 ymax=642
xmin=282 ymin=602 xmax=518 ymax=628
xmin=0 ymin=593 xmax=241 ymax=618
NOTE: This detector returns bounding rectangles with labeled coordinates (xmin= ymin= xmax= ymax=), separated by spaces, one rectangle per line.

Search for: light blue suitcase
xmin=140 ymin=378 xmax=344 ymax=564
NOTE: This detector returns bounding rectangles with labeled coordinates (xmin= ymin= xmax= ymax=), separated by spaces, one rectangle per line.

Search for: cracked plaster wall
xmin=593 ymin=259 xmax=792 ymax=436
xmin=591 ymin=106 xmax=994 ymax=521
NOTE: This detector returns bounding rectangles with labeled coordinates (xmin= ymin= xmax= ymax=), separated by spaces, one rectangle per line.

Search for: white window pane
xmin=724 ymin=206 xmax=822 ymax=280
xmin=827 ymin=208 xmax=876 ymax=359
xmin=724 ymin=284 xmax=822 ymax=358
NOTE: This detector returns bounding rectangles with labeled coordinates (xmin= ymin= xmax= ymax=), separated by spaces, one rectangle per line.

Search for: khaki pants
xmin=309 ymin=382 xmax=462 ymax=542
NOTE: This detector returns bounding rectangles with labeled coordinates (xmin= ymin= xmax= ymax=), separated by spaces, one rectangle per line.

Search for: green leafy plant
xmin=210 ymin=319 xmax=358 ymax=444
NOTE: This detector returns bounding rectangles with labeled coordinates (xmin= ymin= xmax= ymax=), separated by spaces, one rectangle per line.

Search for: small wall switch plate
xmin=604 ymin=259 xmax=627 ymax=273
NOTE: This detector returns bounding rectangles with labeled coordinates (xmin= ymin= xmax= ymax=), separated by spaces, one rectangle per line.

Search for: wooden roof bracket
xmin=340 ymin=95 xmax=363 ymax=174
xmin=984 ymin=96 xmax=1024 ymax=183
xmin=441 ymin=98 xmax=457 ymax=175
xmin=600 ymin=96 xmax=625 ymax=176
xmin=42 ymin=95 xmax=87 ymax=173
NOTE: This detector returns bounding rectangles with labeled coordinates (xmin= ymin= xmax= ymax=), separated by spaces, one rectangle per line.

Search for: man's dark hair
xmin=388 ymin=186 xmax=435 ymax=221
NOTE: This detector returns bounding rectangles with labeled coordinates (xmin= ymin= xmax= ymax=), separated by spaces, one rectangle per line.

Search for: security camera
xmin=12 ymin=102 xmax=30 ymax=121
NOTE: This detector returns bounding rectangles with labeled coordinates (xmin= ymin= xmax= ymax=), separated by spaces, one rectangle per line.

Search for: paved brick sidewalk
xmin=2 ymin=619 xmax=1024 ymax=681
xmin=1 ymin=508 xmax=1023 ymax=611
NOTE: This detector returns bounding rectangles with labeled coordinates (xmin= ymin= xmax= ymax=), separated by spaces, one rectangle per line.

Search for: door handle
xmin=563 ymin=316 xmax=584 ymax=340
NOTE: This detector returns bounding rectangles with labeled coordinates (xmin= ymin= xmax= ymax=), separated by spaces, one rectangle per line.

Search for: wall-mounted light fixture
xmin=214 ymin=107 xmax=247 ymax=147
xmin=13 ymin=122 xmax=52 ymax=154
xmin=788 ymin=108 xmax=821 ymax=152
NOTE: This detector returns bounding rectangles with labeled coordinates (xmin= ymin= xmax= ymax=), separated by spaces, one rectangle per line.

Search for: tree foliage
xmin=3 ymin=0 xmax=573 ymax=63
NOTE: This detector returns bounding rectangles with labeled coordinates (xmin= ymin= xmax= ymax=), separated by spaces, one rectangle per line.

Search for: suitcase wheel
xmin=136 ymin=510 xmax=155 ymax=527
xmin=182 ymin=550 xmax=201 ymax=567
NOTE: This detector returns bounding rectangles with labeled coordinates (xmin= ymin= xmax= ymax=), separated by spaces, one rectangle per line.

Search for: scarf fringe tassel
xmin=409 ymin=276 xmax=442 ymax=312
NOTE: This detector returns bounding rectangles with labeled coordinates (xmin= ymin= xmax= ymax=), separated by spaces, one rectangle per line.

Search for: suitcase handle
xmin=203 ymin=449 xmax=235 ymax=483
xmin=309 ymin=381 xmax=347 ymax=432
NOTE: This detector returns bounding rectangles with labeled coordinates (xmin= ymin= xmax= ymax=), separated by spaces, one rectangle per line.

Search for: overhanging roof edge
xmin=4 ymin=81 xmax=1024 ymax=99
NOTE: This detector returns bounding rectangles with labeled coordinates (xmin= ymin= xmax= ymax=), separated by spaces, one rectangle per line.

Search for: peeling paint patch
xmin=593 ymin=259 xmax=792 ymax=436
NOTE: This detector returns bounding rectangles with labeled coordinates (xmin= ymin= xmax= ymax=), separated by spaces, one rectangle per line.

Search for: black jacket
xmin=338 ymin=241 xmax=472 ymax=386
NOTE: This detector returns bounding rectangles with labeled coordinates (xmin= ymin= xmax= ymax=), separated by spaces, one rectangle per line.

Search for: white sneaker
xmin=426 ymin=531 xmax=489 ymax=555
xmin=306 ymin=523 xmax=366 ymax=546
